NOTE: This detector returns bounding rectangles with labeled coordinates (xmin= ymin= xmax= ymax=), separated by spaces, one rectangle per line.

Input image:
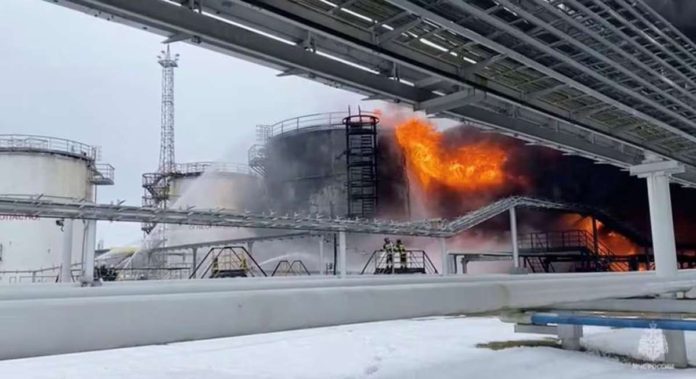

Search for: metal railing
xmin=190 ymin=245 xmax=267 ymax=279
xmin=271 ymin=260 xmax=311 ymax=276
xmin=174 ymin=162 xmax=255 ymax=176
xmin=360 ymin=249 xmax=438 ymax=275
xmin=266 ymin=112 xmax=378 ymax=138
xmin=112 ymin=267 xmax=191 ymax=281
xmin=0 ymin=134 xmax=98 ymax=160
xmin=518 ymin=230 xmax=628 ymax=272
xmin=91 ymin=163 xmax=115 ymax=185
xmin=0 ymin=264 xmax=82 ymax=284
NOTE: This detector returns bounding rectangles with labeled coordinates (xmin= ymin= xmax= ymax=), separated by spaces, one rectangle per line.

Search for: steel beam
xmin=415 ymin=89 xmax=485 ymax=114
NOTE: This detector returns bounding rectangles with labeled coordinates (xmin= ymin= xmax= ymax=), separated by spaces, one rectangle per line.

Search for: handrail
xmin=271 ymin=260 xmax=291 ymax=276
xmin=289 ymin=260 xmax=311 ymax=276
xmin=0 ymin=134 xmax=98 ymax=160
xmin=265 ymin=111 xmax=378 ymax=138
xmin=270 ymin=260 xmax=310 ymax=276
xmin=190 ymin=245 xmax=267 ymax=279
xmin=360 ymin=249 xmax=438 ymax=275
xmin=174 ymin=162 xmax=256 ymax=176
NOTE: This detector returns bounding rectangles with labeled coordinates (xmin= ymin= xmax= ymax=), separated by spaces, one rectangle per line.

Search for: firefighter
xmin=396 ymin=239 xmax=407 ymax=270
xmin=382 ymin=237 xmax=395 ymax=273
xmin=240 ymin=255 xmax=249 ymax=275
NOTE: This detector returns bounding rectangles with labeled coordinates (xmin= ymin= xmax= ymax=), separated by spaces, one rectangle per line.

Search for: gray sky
xmin=0 ymin=0 xmax=385 ymax=246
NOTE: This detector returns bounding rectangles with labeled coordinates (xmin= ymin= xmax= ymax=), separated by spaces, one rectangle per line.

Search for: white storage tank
xmin=152 ymin=162 xmax=263 ymax=248
xmin=0 ymin=135 xmax=113 ymax=284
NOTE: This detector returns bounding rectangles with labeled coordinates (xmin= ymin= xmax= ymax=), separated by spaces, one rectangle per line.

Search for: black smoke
xmin=397 ymin=125 xmax=696 ymax=247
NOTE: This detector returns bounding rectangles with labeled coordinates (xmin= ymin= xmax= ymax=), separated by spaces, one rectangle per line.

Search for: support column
xmin=664 ymin=327 xmax=688 ymax=368
xmin=338 ymin=231 xmax=346 ymax=278
xmin=630 ymin=158 xmax=684 ymax=277
xmin=558 ymin=324 xmax=583 ymax=351
xmin=60 ymin=219 xmax=74 ymax=283
xmin=81 ymin=220 xmax=97 ymax=284
xmin=439 ymin=237 xmax=448 ymax=275
xmin=192 ymin=248 xmax=198 ymax=277
xmin=318 ymin=236 xmax=325 ymax=275
xmin=509 ymin=207 xmax=519 ymax=269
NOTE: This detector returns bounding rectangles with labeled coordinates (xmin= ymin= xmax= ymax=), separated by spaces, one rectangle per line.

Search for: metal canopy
xmin=45 ymin=0 xmax=696 ymax=186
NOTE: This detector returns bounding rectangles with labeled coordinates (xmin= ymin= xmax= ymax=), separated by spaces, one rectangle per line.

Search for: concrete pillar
xmin=318 ymin=236 xmax=325 ymax=275
xmin=60 ymin=219 xmax=74 ymax=283
xmin=510 ymin=207 xmax=519 ymax=269
xmin=630 ymin=158 xmax=684 ymax=277
xmin=81 ymin=220 xmax=97 ymax=284
xmin=664 ymin=328 xmax=688 ymax=368
xmin=338 ymin=231 xmax=346 ymax=278
xmin=558 ymin=324 xmax=583 ymax=351
xmin=439 ymin=237 xmax=448 ymax=275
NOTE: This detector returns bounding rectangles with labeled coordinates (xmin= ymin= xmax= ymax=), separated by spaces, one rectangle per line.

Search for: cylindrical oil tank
xmin=264 ymin=112 xmax=351 ymax=217
xmin=262 ymin=112 xmax=409 ymax=219
xmin=163 ymin=162 xmax=263 ymax=247
xmin=0 ymin=135 xmax=101 ymax=283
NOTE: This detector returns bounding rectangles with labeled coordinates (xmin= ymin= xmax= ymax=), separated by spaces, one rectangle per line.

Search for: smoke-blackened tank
xmin=256 ymin=112 xmax=409 ymax=219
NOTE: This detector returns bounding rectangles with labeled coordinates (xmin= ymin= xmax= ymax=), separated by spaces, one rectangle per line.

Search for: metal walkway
xmin=0 ymin=195 xmax=624 ymax=237
xmin=45 ymin=0 xmax=696 ymax=186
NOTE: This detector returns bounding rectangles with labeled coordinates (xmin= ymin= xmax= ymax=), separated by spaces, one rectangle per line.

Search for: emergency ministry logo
xmin=638 ymin=322 xmax=668 ymax=362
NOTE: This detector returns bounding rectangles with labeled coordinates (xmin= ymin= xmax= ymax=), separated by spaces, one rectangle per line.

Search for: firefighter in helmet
xmin=240 ymin=255 xmax=249 ymax=276
xmin=382 ymin=237 xmax=395 ymax=273
xmin=396 ymin=239 xmax=407 ymax=270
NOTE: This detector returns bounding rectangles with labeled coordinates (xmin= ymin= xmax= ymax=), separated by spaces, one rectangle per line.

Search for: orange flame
xmin=395 ymin=117 xmax=507 ymax=191
xmin=561 ymin=214 xmax=639 ymax=256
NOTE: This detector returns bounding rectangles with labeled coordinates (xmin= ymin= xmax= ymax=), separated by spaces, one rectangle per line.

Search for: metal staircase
xmin=518 ymin=230 xmax=630 ymax=273
xmin=270 ymin=260 xmax=311 ymax=276
xmin=360 ymin=249 xmax=438 ymax=275
xmin=344 ymin=114 xmax=378 ymax=219
xmin=189 ymin=246 xmax=266 ymax=279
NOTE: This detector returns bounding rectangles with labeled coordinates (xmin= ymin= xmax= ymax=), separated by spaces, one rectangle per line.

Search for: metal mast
xmin=142 ymin=45 xmax=179 ymax=236
xmin=158 ymin=45 xmax=178 ymax=174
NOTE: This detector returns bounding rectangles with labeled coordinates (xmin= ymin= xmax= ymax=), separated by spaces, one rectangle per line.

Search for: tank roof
xmin=0 ymin=135 xmax=114 ymax=185
xmin=262 ymin=111 xmax=378 ymax=139
xmin=0 ymin=134 xmax=98 ymax=160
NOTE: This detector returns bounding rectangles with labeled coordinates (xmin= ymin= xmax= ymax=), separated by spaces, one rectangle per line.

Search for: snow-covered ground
xmin=1 ymin=317 xmax=695 ymax=378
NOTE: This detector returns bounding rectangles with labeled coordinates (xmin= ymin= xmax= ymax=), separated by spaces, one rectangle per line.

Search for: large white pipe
xmin=4 ymin=270 xmax=695 ymax=302
xmin=81 ymin=220 xmax=97 ymax=283
xmin=510 ymin=207 xmax=519 ymax=268
xmin=338 ymin=231 xmax=346 ymax=278
xmin=318 ymin=236 xmax=324 ymax=276
xmin=60 ymin=219 xmax=74 ymax=283
xmin=439 ymin=237 xmax=447 ymax=275
xmin=0 ymin=273 xmax=693 ymax=360
xmin=646 ymin=173 xmax=679 ymax=277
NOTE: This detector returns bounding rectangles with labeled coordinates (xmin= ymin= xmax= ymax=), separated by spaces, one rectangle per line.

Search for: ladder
xmin=344 ymin=114 xmax=378 ymax=219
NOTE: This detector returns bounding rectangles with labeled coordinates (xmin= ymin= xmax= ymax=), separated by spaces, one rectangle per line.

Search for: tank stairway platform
xmin=452 ymin=230 xmax=632 ymax=274
xmin=189 ymin=246 xmax=267 ymax=279
xmin=344 ymin=114 xmax=378 ymax=219
xmin=360 ymin=249 xmax=438 ymax=275
xmin=271 ymin=260 xmax=311 ymax=276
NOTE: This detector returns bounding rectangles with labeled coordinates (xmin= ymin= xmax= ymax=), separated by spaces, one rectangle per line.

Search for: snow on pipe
xmin=529 ymin=313 xmax=696 ymax=331
xmin=0 ymin=274 xmax=695 ymax=359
